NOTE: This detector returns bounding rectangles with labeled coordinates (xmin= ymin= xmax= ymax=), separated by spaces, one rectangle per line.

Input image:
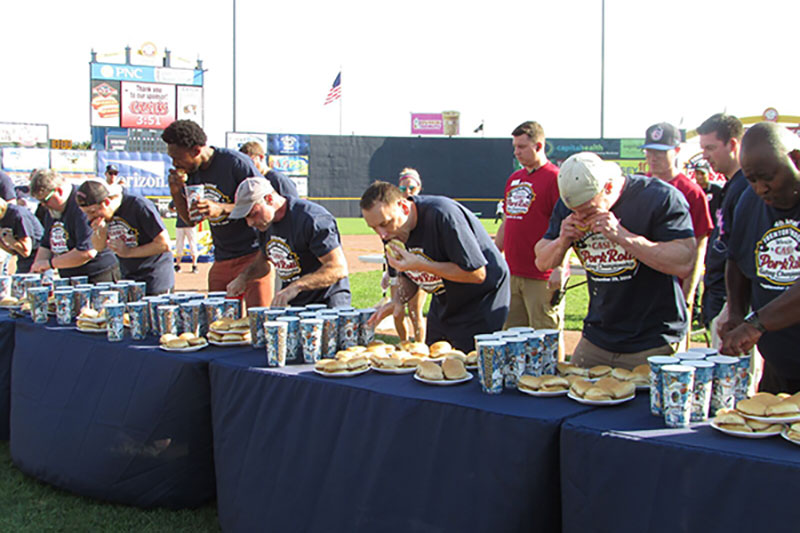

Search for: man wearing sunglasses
xmin=76 ymin=180 xmax=174 ymax=295
xmin=28 ymin=169 xmax=119 ymax=281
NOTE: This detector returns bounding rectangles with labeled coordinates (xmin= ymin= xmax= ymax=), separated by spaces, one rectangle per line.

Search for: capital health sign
xmin=411 ymin=113 xmax=444 ymax=135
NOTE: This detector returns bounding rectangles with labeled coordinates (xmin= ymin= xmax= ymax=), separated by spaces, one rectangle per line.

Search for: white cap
xmin=230 ymin=177 xmax=274 ymax=219
xmin=557 ymin=152 xmax=622 ymax=209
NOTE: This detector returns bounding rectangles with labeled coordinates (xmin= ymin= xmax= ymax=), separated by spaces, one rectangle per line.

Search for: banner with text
xmin=411 ymin=113 xmax=444 ymax=135
xmin=121 ymin=82 xmax=176 ymax=130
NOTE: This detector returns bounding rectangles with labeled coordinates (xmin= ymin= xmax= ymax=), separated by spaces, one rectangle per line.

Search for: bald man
xmin=720 ymin=122 xmax=800 ymax=393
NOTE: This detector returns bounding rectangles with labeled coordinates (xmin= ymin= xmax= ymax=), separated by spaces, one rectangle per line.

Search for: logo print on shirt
xmin=266 ymin=236 xmax=302 ymax=282
xmin=108 ymin=217 xmax=139 ymax=248
xmin=504 ymin=183 xmax=535 ymax=217
xmin=200 ymin=185 xmax=232 ymax=226
xmin=573 ymin=231 xmax=638 ymax=278
xmin=755 ymin=220 xmax=800 ymax=286
xmin=50 ymin=221 xmax=70 ymax=254
xmin=403 ymin=248 xmax=445 ymax=294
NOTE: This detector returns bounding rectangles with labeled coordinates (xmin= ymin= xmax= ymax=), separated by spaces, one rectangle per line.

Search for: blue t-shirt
xmin=187 ymin=147 xmax=298 ymax=261
xmin=728 ymin=186 xmax=800 ymax=378
xmin=0 ymin=204 xmax=43 ymax=273
xmin=544 ymin=174 xmax=694 ymax=352
xmin=402 ymin=195 xmax=510 ymax=351
xmin=0 ymin=171 xmax=17 ymax=201
xmin=703 ymin=170 xmax=749 ymax=303
xmin=109 ymin=194 xmax=174 ymax=295
xmin=42 ymin=186 xmax=118 ymax=278
xmin=259 ymin=196 xmax=350 ymax=307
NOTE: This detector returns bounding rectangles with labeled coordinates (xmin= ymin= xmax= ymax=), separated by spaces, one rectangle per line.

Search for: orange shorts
xmin=207 ymin=251 xmax=275 ymax=309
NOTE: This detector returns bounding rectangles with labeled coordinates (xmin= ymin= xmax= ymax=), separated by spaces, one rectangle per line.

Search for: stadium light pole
xmin=600 ymin=0 xmax=605 ymax=139
xmin=233 ymin=0 xmax=237 ymax=133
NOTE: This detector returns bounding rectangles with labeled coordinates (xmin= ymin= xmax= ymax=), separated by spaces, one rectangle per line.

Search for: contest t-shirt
xmin=501 ymin=162 xmax=560 ymax=280
xmin=703 ymin=170 xmax=750 ymax=319
xmin=42 ymin=186 xmax=118 ymax=278
xmin=728 ymin=187 xmax=800 ymax=378
xmin=401 ymin=195 xmax=510 ymax=351
xmin=187 ymin=148 xmax=298 ymax=261
xmin=259 ymin=196 xmax=350 ymax=307
xmin=108 ymin=194 xmax=174 ymax=295
xmin=0 ymin=204 xmax=43 ymax=273
xmin=544 ymin=174 xmax=694 ymax=353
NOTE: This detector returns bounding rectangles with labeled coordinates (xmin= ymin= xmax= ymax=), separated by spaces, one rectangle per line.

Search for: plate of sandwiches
xmin=567 ymin=376 xmax=636 ymax=406
xmin=735 ymin=392 xmax=800 ymax=424
xmin=314 ymin=353 xmax=370 ymax=377
xmin=207 ymin=329 xmax=252 ymax=346
xmin=711 ymin=409 xmax=783 ymax=438
xmin=369 ymin=350 xmax=422 ymax=374
xmin=781 ymin=423 xmax=800 ymax=446
xmin=0 ymin=296 xmax=23 ymax=309
xmin=76 ymin=309 xmax=107 ymax=333
xmin=424 ymin=341 xmax=457 ymax=361
xmin=159 ymin=333 xmax=208 ymax=352
xmin=209 ymin=317 xmax=250 ymax=334
xmin=517 ymin=374 xmax=570 ymax=397
xmin=559 ymin=363 xmax=650 ymax=389
xmin=414 ymin=358 xmax=473 ymax=385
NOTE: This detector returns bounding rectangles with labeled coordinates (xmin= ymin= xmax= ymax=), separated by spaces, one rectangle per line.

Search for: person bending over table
xmin=76 ymin=180 xmax=174 ymax=295
xmin=29 ymin=169 xmax=120 ymax=282
xmin=361 ymin=181 xmax=509 ymax=353
xmin=226 ymin=178 xmax=350 ymax=307
xmin=0 ymin=196 xmax=42 ymax=274
xmin=162 ymin=120 xmax=297 ymax=309
xmin=535 ymin=152 xmax=696 ymax=370
xmin=720 ymin=122 xmax=800 ymax=393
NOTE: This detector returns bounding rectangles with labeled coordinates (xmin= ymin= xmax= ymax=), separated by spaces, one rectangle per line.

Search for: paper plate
xmin=159 ymin=342 xmax=209 ymax=353
xmin=518 ymin=387 xmax=568 ymax=397
xmin=711 ymin=420 xmax=781 ymax=439
xmin=313 ymin=367 xmax=370 ymax=378
xmin=566 ymin=391 xmax=634 ymax=406
xmin=413 ymin=372 xmax=473 ymax=386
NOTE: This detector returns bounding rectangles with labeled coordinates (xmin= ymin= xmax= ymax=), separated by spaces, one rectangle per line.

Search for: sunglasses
xmin=40 ymin=189 xmax=56 ymax=203
xmin=399 ymin=185 xmax=417 ymax=193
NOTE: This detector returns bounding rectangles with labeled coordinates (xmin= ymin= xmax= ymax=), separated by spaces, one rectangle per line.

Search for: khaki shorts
xmin=571 ymin=336 xmax=677 ymax=371
xmin=503 ymin=276 xmax=564 ymax=330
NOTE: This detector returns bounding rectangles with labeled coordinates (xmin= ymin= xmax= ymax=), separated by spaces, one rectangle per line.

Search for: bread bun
xmin=408 ymin=342 xmax=429 ymax=356
xmin=594 ymin=377 xmax=619 ymax=391
xmin=385 ymin=239 xmax=406 ymax=260
xmin=429 ymin=341 xmax=452 ymax=356
xmin=441 ymin=350 xmax=466 ymax=362
xmin=584 ymin=386 xmax=612 ymax=401
xmin=611 ymin=368 xmax=634 ymax=381
xmin=589 ymin=365 xmax=612 ymax=378
xmin=557 ymin=363 xmax=588 ymax=377
xmin=569 ymin=378 xmax=594 ymax=398
xmin=179 ymin=332 xmax=196 ymax=341
xmin=466 ymin=350 xmax=478 ymax=365
xmin=518 ymin=375 xmax=543 ymax=391
xmin=402 ymin=356 xmax=422 ymax=368
xmin=166 ymin=338 xmax=190 ymax=349
xmin=373 ymin=356 xmax=400 ymax=369
xmin=346 ymin=355 xmax=369 ymax=370
xmin=210 ymin=319 xmax=229 ymax=331
xmin=765 ymin=399 xmax=800 ymax=417
xmin=736 ymin=398 xmax=767 ymax=416
xmin=80 ymin=308 xmax=101 ymax=319
xmin=607 ymin=380 xmax=635 ymax=399
xmin=416 ymin=361 xmax=444 ymax=380
xmin=77 ymin=320 xmax=104 ymax=330
xmin=208 ymin=331 xmax=223 ymax=342
xmin=367 ymin=340 xmax=385 ymax=347
xmin=751 ymin=392 xmax=782 ymax=406
xmin=160 ymin=333 xmax=179 ymax=345
xmin=442 ymin=357 xmax=467 ymax=380
xmin=222 ymin=333 xmax=244 ymax=342
xmin=188 ymin=336 xmax=207 ymax=346
xmin=540 ymin=375 xmax=569 ymax=392
xmin=316 ymin=359 xmax=347 ymax=372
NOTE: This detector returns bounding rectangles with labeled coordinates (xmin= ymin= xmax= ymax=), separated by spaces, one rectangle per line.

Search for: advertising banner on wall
xmin=268 ymin=155 xmax=309 ymax=176
xmin=121 ymin=82 xmax=176 ymax=130
xmin=268 ymin=134 xmax=309 ymax=155
xmin=50 ymin=150 xmax=96 ymax=173
xmin=90 ymin=80 xmax=121 ymax=127
xmin=91 ymin=63 xmax=203 ymax=86
xmin=226 ymin=132 xmax=267 ymax=152
xmin=545 ymin=138 xmax=623 ymax=163
xmin=0 ymin=122 xmax=48 ymax=148
xmin=411 ymin=113 xmax=444 ymax=135
xmin=1 ymin=147 xmax=49 ymax=171
xmin=177 ymin=86 xmax=203 ymax=125
xmin=96 ymin=150 xmax=172 ymax=196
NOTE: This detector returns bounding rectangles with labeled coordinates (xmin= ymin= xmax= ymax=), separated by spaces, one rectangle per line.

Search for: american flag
xmin=324 ymin=72 xmax=341 ymax=105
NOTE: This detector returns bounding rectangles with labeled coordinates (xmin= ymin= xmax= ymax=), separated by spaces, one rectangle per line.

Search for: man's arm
xmin=109 ymin=230 xmax=170 ymax=259
xmin=682 ymin=234 xmax=708 ymax=302
xmin=273 ymin=247 xmax=349 ymax=306
xmin=167 ymin=170 xmax=192 ymax=225
xmin=227 ymin=250 xmax=271 ymax=297
xmin=0 ymin=235 xmax=31 ymax=258
xmin=718 ymin=259 xmax=756 ymax=355
xmin=387 ymin=245 xmax=486 ymax=284
xmin=494 ymin=217 xmax=505 ymax=251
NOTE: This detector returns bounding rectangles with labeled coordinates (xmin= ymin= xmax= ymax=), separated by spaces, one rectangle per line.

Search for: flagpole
xmin=338 ymin=66 xmax=343 ymax=135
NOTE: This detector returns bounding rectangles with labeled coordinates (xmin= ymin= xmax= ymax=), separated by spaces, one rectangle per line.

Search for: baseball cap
xmin=230 ymin=177 xmax=274 ymax=219
xmin=105 ymin=164 xmax=119 ymax=174
xmin=76 ymin=179 xmax=112 ymax=207
xmin=639 ymin=122 xmax=681 ymax=150
xmin=694 ymin=160 xmax=711 ymax=173
xmin=557 ymin=152 xmax=622 ymax=209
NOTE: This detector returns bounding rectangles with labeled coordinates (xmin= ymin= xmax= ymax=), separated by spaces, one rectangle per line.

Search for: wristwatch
xmin=744 ymin=311 xmax=767 ymax=333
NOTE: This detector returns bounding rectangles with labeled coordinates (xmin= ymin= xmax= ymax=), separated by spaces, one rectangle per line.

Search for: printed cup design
xmin=503 ymin=337 xmax=526 ymax=389
xmin=708 ymin=355 xmax=739 ymax=416
xmin=538 ymin=329 xmax=560 ymax=375
xmin=73 ymin=288 xmax=91 ymax=317
xmin=685 ymin=360 xmax=715 ymax=422
xmin=276 ymin=316 xmax=301 ymax=363
xmin=661 ymin=364 xmax=695 ymax=428
xmin=180 ymin=302 xmax=202 ymax=336
xmin=223 ymin=298 xmax=241 ymax=320
xmin=28 ymin=287 xmax=49 ymax=324
xmin=0 ymin=276 xmax=11 ymax=300
xmin=98 ymin=290 xmax=119 ymax=312
xmin=647 ymin=356 xmax=680 ymax=416
xmin=128 ymin=282 xmax=146 ymax=303
xmin=127 ymin=302 xmax=148 ymax=341
xmin=248 ymin=307 xmax=269 ymax=348
xmin=300 ymin=318 xmax=324 ymax=363
xmin=733 ymin=356 xmax=751 ymax=402
xmin=264 ymin=321 xmax=288 ymax=367
xmin=522 ymin=333 xmax=544 ymax=377
xmin=477 ymin=341 xmax=505 ymax=394
xmin=54 ymin=290 xmax=74 ymax=325
xmin=69 ymin=276 xmax=89 ymax=287
xmin=157 ymin=305 xmax=180 ymax=337
xmin=105 ymin=303 xmax=126 ymax=342
xmin=185 ymin=184 xmax=205 ymax=222
xmin=338 ymin=311 xmax=360 ymax=350
xmin=320 ymin=315 xmax=339 ymax=358
xmin=357 ymin=308 xmax=375 ymax=345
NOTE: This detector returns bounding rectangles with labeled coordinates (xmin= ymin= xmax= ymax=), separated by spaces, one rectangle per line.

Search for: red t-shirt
xmin=666 ymin=173 xmax=714 ymax=238
xmin=501 ymin=162 xmax=560 ymax=280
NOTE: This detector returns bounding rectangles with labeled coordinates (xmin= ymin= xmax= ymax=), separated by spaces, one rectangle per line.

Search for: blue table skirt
xmin=210 ymin=353 xmax=596 ymax=533
xmin=560 ymin=395 xmax=800 ymax=532
xmin=10 ymin=317 xmax=242 ymax=508
xmin=0 ymin=314 xmax=15 ymax=440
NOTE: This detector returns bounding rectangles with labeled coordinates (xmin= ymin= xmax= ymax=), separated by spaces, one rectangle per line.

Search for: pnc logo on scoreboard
xmin=99 ymin=65 xmax=145 ymax=80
